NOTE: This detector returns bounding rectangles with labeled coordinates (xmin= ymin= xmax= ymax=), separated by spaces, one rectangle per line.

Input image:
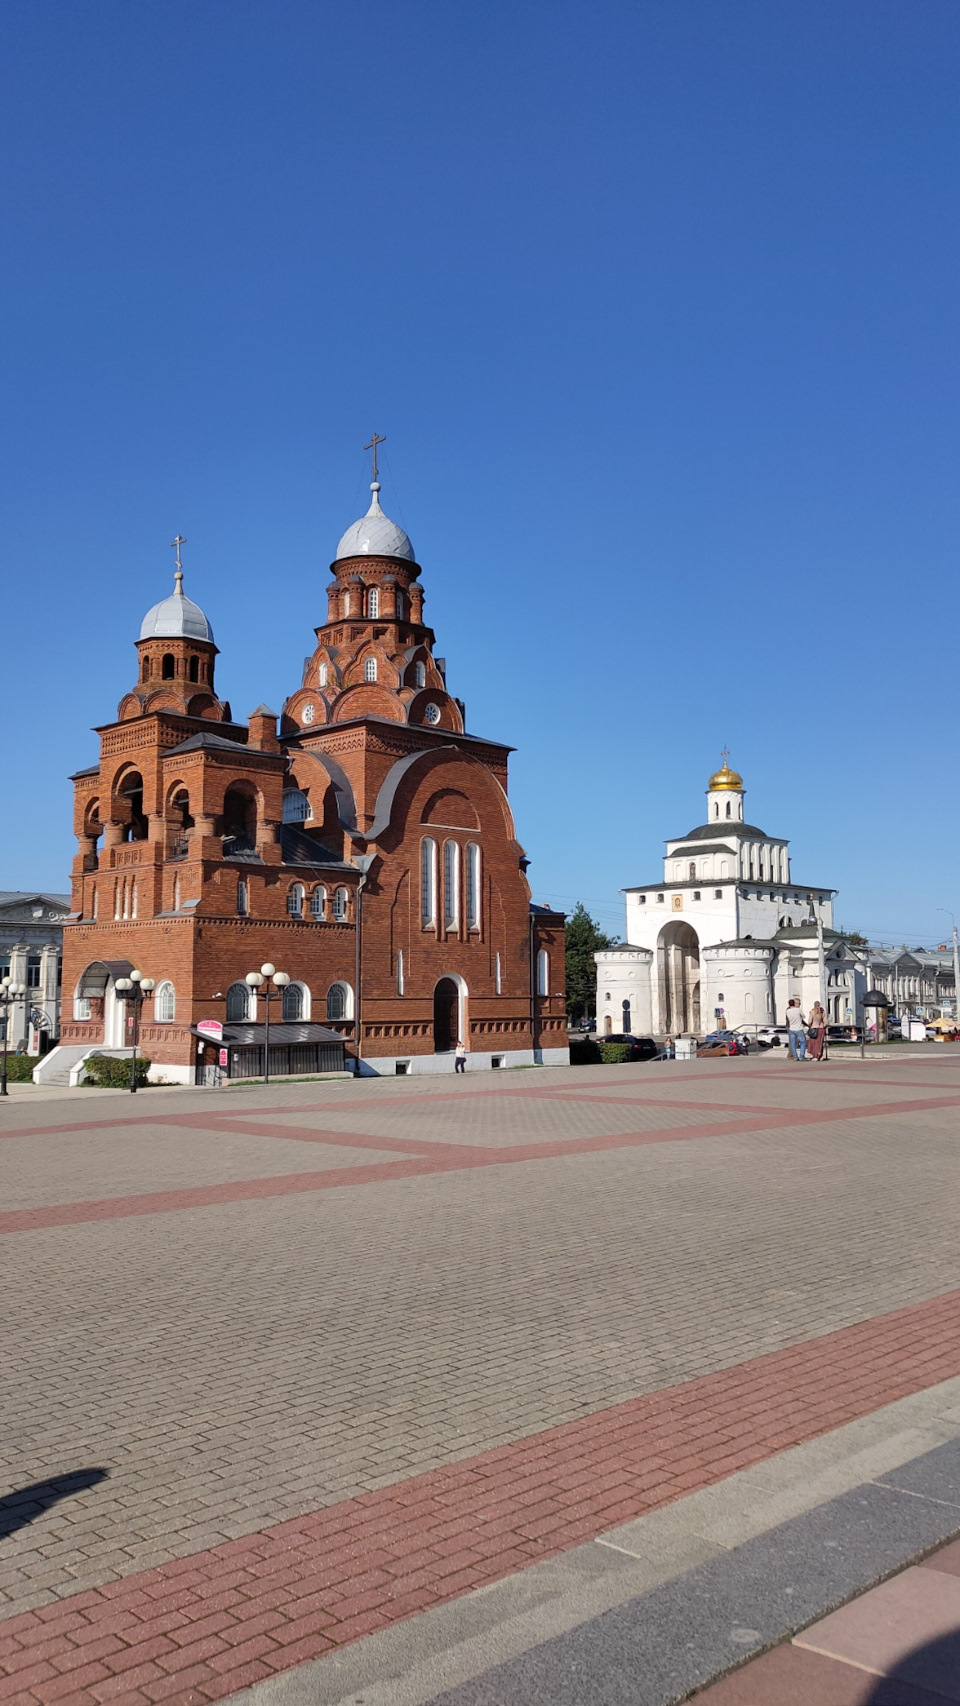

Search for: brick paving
xmin=2 ymin=1053 xmax=960 ymax=1704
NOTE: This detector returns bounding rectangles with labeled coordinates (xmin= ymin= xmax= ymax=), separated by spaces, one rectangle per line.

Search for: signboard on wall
xmin=197 ymin=1019 xmax=223 ymax=1042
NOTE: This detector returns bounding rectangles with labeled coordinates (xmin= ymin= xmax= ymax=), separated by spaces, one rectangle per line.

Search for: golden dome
xmin=708 ymin=757 xmax=743 ymax=792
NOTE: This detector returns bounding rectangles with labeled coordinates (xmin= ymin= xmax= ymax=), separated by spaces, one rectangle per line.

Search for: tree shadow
xmin=863 ymin=1626 xmax=960 ymax=1702
xmin=0 ymin=1468 xmax=109 ymax=1540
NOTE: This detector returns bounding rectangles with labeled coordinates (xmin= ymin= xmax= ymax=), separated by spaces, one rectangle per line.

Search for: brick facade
xmin=59 ymin=483 xmax=567 ymax=1079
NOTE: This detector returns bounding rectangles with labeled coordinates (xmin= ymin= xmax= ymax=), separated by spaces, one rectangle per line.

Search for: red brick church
xmin=54 ymin=459 xmax=567 ymax=1083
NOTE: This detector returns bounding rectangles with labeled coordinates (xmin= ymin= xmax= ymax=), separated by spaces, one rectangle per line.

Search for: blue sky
xmin=3 ymin=0 xmax=959 ymax=945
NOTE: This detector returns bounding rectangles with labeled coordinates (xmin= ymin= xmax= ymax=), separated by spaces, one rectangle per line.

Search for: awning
xmin=189 ymin=1022 xmax=346 ymax=1047
xmin=77 ymin=960 xmax=134 ymax=997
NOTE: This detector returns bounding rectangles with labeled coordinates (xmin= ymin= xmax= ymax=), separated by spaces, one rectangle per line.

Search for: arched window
xmin=396 ymin=589 xmax=405 ymax=619
xmin=688 ymin=862 xmax=696 ymax=880
xmin=73 ymin=990 xmax=92 ymax=1021
xmin=226 ymin=982 xmax=251 ymax=1021
xmin=173 ymin=876 xmax=181 ymax=911
xmin=367 ymin=587 xmax=379 ymax=618
xmin=282 ymin=789 xmax=312 ymax=823
xmin=282 ymin=982 xmax=305 ymax=1021
xmin=310 ymin=885 xmax=326 ymax=919
xmin=237 ymin=878 xmax=248 ymax=916
xmin=333 ymin=886 xmax=348 ymax=921
xmin=725 ymin=800 xmax=731 ymax=818
xmin=364 ymin=656 xmax=378 ymax=682
xmin=319 ymin=662 xmax=328 ymax=687
xmin=343 ymin=592 xmax=351 ymax=616
xmin=415 ymin=661 xmax=426 ymax=688
xmin=326 ymin=981 xmax=353 ymax=1020
xmin=154 ymin=982 xmax=176 ymax=1022
xmin=162 ymin=653 xmax=175 ymax=679
xmin=130 ymin=882 xmax=138 ymax=919
xmin=714 ymin=803 xmax=719 ymax=818
xmin=189 ymin=656 xmax=199 ymax=682
xmin=421 ymin=838 xmax=436 ymax=927
xmin=92 ymin=887 xmax=98 ymax=921
xmin=466 ymin=842 xmax=481 ymax=930
xmin=443 ymin=840 xmax=459 ymax=929
xmin=141 ymin=656 xmax=151 ymax=681
xmin=537 ymin=948 xmax=549 ymax=997
xmin=287 ymin=883 xmax=305 ymax=917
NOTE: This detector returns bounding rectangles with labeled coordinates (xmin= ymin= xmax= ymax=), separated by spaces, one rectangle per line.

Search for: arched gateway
xmin=657 ymin=922 xmax=700 ymax=1034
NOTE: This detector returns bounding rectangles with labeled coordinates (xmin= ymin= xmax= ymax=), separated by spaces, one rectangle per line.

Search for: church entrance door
xmin=433 ymin=978 xmax=459 ymax=1054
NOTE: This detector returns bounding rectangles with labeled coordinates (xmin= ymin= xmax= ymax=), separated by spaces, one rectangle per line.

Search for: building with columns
xmin=0 ymin=892 xmax=70 ymax=1055
xmin=46 ymin=465 xmax=566 ymax=1083
xmin=597 ymin=759 xmax=849 ymax=1036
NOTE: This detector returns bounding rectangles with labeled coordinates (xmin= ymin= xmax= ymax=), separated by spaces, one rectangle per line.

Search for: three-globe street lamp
xmin=245 ymin=963 xmax=289 ymax=1084
xmin=114 ymin=970 xmax=156 ymax=1093
xmin=0 ymin=977 xmax=27 ymax=1097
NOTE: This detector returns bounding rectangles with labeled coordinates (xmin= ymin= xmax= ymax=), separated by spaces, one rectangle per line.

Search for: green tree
xmin=565 ymin=902 xmax=618 ymax=1023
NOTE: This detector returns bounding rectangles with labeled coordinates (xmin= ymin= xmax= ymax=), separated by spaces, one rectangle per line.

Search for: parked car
xmin=600 ymin=1033 xmax=660 ymax=1061
xmin=756 ymin=1026 xmax=790 ymax=1049
xmin=699 ymin=1030 xmax=747 ymax=1056
xmin=826 ymin=1024 xmax=861 ymax=1044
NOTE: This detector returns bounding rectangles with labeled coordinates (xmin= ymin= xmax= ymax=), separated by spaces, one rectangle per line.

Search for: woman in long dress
xmin=807 ymin=1001 xmax=827 ymax=1062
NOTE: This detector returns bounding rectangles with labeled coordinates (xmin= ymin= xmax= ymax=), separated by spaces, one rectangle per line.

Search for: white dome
xmin=139 ymin=571 xmax=214 ymax=642
xmin=335 ymin=483 xmax=414 ymax=562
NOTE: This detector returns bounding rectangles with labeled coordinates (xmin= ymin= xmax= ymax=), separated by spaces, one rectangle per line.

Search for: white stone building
xmin=596 ymin=760 xmax=853 ymax=1036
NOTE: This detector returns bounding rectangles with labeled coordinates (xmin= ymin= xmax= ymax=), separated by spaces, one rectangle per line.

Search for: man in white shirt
xmin=786 ymin=999 xmax=807 ymax=1061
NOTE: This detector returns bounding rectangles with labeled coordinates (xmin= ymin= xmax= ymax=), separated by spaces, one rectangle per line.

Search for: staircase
xmin=31 ymin=1045 xmax=95 ymax=1086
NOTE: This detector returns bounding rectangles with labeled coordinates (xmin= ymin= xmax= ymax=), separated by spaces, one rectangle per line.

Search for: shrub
xmin=82 ymin=1054 xmax=152 ymax=1088
xmin=569 ymin=1037 xmax=601 ymax=1064
xmin=600 ymin=1042 xmax=632 ymax=1065
xmin=3 ymin=1053 xmax=37 ymax=1083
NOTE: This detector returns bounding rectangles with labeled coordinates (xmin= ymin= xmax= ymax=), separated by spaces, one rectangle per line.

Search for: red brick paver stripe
xmin=2 ymin=1288 xmax=960 ymax=1706
xmin=5 ymin=1094 xmax=960 ymax=1234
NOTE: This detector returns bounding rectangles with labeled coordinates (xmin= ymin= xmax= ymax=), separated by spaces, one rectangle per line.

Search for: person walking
xmin=786 ymin=999 xmax=807 ymax=1061
xmin=454 ymin=1038 xmax=467 ymax=1074
xmin=807 ymin=1001 xmax=827 ymax=1062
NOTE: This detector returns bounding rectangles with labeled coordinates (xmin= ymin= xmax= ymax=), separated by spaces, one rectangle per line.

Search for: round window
xmin=424 ymin=703 xmax=441 ymax=725
xmin=301 ymin=703 xmax=315 ymax=725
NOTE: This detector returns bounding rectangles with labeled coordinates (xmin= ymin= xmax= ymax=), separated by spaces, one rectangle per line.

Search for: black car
xmin=600 ymin=1033 xmax=660 ymax=1061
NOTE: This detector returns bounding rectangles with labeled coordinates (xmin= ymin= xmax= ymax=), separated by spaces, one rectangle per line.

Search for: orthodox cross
xmin=720 ymin=746 xmax=730 ymax=766
xmin=365 ymin=433 xmax=386 ymax=482
xmin=170 ymin=534 xmax=187 ymax=577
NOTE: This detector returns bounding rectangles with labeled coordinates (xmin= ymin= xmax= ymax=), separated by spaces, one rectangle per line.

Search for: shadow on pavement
xmin=863 ymin=1627 xmax=960 ymax=1703
xmin=0 ymin=1467 xmax=109 ymax=1540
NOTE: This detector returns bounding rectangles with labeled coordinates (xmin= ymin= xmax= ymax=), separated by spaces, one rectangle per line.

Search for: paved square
xmin=2 ymin=1051 xmax=960 ymax=1705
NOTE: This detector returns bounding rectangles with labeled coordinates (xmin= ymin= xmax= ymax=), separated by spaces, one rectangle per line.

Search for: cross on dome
xmin=708 ymin=751 xmax=744 ymax=791
xmin=334 ymin=438 xmax=415 ymax=563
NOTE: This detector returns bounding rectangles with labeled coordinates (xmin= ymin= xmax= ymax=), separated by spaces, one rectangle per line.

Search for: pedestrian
xmin=454 ymin=1038 xmax=467 ymax=1074
xmin=785 ymin=999 xmax=807 ymax=1061
xmin=664 ymin=1036 xmax=674 ymax=1060
xmin=807 ymin=1001 xmax=827 ymax=1062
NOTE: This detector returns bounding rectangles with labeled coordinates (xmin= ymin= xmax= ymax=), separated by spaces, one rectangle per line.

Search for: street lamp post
xmin=937 ymin=910 xmax=960 ymax=1029
xmin=245 ymin=964 xmax=289 ymax=1084
xmin=352 ymin=855 xmax=376 ymax=1075
xmin=114 ymin=971 xmax=156 ymax=1092
xmin=0 ymin=978 xmax=27 ymax=1096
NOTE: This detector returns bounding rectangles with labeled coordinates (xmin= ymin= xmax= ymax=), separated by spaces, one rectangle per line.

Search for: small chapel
xmin=51 ymin=454 xmax=567 ymax=1083
xmin=596 ymin=759 xmax=853 ymax=1036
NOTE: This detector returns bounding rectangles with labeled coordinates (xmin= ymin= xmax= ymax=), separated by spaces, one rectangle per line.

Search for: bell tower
xmin=282 ymin=436 xmax=463 ymax=735
xmin=117 ymin=542 xmax=229 ymax=723
xmin=706 ymin=752 xmax=745 ymax=824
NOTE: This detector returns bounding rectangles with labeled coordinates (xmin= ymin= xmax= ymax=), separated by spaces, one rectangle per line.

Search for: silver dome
xmin=139 ymin=570 xmax=214 ymax=642
xmin=335 ymin=483 xmax=414 ymax=562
